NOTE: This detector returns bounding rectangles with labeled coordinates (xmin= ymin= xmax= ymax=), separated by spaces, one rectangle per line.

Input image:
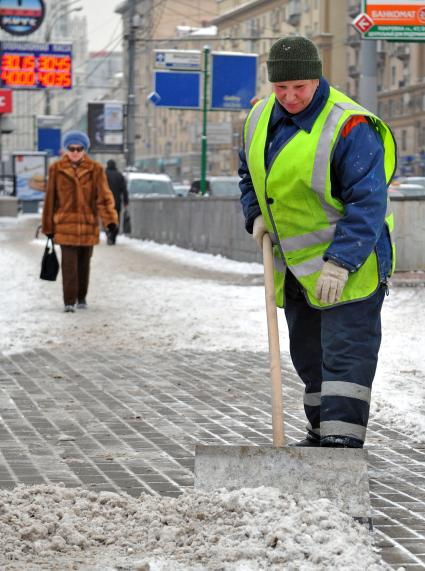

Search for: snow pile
xmin=123 ymin=236 xmax=264 ymax=275
xmin=0 ymin=484 xmax=388 ymax=571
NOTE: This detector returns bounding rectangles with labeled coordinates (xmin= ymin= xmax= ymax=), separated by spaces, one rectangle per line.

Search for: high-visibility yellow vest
xmin=244 ymin=87 xmax=396 ymax=308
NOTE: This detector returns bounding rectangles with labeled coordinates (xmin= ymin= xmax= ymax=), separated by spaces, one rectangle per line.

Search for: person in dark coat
xmin=105 ymin=159 xmax=129 ymax=244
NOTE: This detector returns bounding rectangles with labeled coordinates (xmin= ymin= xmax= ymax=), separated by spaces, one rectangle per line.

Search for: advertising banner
xmin=12 ymin=152 xmax=47 ymax=201
xmin=360 ymin=0 xmax=425 ymax=40
xmin=210 ymin=52 xmax=257 ymax=110
xmin=87 ymin=101 xmax=124 ymax=153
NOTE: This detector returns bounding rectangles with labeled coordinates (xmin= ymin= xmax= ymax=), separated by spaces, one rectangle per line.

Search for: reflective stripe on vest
xmin=243 ymin=88 xmax=396 ymax=308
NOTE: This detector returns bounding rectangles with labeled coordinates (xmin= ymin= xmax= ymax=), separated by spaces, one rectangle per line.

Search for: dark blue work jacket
xmin=239 ymin=77 xmax=393 ymax=281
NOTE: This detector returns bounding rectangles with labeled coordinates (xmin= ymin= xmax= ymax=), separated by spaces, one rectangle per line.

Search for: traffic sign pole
xmin=200 ymin=46 xmax=209 ymax=196
xmin=359 ymin=40 xmax=377 ymax=113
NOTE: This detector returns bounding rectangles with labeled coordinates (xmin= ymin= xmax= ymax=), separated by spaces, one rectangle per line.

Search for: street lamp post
xmin=44 ymin=3 xmax=82 ymax=115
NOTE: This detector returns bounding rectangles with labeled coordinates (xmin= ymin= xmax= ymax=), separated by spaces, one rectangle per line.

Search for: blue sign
xmin=153 ymin=71 xmax=201 ymax=109
xmin=210 ymin=53 xmax=257 ymax=110
xmin=38 ymin=127 xmax=61 ymax=156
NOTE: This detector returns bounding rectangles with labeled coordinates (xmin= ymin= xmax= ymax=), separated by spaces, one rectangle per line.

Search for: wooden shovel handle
xmin=262 ymin=233 xmax=285 ymax=447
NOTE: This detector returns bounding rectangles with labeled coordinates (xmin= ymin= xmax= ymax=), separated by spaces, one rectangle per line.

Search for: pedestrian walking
xmin=239 ymin=36 xmax=397 ymax=448
xmin=105 ymin=159 xmax=129 ymax=245
xmin=42 ymin=130 xmax=118 ymax=313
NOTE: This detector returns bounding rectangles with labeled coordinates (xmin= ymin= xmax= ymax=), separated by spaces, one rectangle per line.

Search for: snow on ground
xmin=0 ymin=215 xmax=422 ymax=569
xmin=124 ymin=236 xmax=264 ymax=275
xmin=1 ymin=215 xmax=423 ymax=442
xmin=0 ymin=484 xmax=389 ymax=571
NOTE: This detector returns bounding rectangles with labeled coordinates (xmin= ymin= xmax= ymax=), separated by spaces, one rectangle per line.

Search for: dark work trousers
xmin=60 ymin=246 xmax=93 ymax=306
xmin=283 ymin=269 xmax=386 ymax=444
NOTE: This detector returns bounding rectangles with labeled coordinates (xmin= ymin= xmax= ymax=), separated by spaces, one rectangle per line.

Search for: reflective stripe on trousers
xmin=284 ymin=270 xmax=385 ymax=442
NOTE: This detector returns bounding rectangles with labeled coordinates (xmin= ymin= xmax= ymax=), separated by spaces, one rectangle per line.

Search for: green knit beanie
xmin=267 ymin=36 xmax=322 ymax=82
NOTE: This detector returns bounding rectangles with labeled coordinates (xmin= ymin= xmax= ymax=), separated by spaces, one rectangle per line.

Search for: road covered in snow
xmin=1 ymin=214 xmax=422 ymax=570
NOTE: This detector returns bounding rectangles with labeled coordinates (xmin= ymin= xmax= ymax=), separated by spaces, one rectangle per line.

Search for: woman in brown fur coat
xmin=42 ymin=130 xmax=118 ymax=313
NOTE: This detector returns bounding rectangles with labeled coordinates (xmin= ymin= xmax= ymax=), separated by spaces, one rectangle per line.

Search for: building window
xmin=401 ymin=129 xmax=407 ymax=151
xmin=391 ymin=65 xmax=396 ymax=86
xmin=419 ymin=126 xmax=424 ymax=147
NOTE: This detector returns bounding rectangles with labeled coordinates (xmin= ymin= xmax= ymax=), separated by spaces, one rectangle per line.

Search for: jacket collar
xmin=270 ymin=77 xmax=330 ymax=133
xmin=57 ymin=154 xmax=94 ymax=177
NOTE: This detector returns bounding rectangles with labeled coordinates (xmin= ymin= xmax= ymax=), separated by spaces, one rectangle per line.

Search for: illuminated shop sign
xmin=0 ymin=41 xmax=72 ymax=89
xmin=0 ymin=0 xmax=46 ymax=36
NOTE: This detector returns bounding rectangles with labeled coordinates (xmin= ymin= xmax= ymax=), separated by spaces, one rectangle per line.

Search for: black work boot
xmin=290 ymin=431 xmax=321 ymax=447
xmin=321 ymin=435 xmax=363 ymax=448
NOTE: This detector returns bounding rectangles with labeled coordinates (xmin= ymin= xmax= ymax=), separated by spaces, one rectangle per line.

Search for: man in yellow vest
xmin=239 ymin=36 xmax=396 ymax=448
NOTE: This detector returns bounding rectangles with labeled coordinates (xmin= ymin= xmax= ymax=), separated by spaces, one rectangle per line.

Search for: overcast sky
xmin=82 ymin=0 xmax=123 ymax=53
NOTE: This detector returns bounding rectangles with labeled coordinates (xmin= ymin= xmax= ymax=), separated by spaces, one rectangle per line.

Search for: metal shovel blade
xmin=194 ymin=445 xmax=370 ymax=518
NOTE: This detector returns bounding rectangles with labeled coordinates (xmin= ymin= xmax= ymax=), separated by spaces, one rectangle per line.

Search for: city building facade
xmin=116 ymin=0 xmax=425 ymax=181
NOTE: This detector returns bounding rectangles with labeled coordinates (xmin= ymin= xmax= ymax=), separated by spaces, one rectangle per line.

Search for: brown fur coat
xmin=42 ymin=154 xmax=118 ymax=246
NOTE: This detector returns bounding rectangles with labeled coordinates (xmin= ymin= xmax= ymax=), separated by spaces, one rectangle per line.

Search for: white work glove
xmin=252 ymin=215 xmax=267 ymax=250
xmin=316 ymin=260 xmax=349 ymax=305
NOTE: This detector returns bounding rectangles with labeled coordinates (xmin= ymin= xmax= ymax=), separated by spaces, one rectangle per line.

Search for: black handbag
xmin=123 ymin=209 xmax=131 ymax=234
xmin=40 ymin=237 xmax=60 ymax=281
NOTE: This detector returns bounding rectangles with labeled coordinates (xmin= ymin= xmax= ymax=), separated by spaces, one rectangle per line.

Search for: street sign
xmin=210 ymin=52 xmax=257 ymax=110
xmin=352 ymin=13 xmax=374 ymax=33
xmin=153 ymin=70 xmax=201 ymax=109
xmin=358 ymin=0 xmax=425 ymax=40
xmin=154 ymin=49 xmax=201 ymax=70
xmin=0 ymin=88 xmax=12 ymax=113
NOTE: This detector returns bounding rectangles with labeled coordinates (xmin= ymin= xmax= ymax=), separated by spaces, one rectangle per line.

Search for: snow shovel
xmin=194 ymin=234 xmax=371 ymax=518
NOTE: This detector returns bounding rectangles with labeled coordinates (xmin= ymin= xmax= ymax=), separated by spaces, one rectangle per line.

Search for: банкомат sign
xmin=362 ymin=0 xmax=425 ymax=40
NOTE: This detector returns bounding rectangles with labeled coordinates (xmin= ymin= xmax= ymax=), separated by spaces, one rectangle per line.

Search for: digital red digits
xmin=0 ymin=52 xmax=72 ymax=89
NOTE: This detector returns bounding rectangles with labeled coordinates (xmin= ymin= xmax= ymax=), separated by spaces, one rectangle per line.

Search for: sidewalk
xmin=0 ymin=348 xmax=424 ymax=570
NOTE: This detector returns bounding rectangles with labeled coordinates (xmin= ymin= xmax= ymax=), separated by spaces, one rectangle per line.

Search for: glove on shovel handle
xmin=262 ymin=234 xmax=285 ymax=447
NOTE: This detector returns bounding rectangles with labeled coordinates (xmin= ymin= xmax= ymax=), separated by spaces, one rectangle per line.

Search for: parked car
xmin=189 ymin=176 xmax=240 ymax=197
xmin=173 ymin=182 xmax=190 ymax=197
xmin=124 ymin=172 xmax=175 ymax=197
